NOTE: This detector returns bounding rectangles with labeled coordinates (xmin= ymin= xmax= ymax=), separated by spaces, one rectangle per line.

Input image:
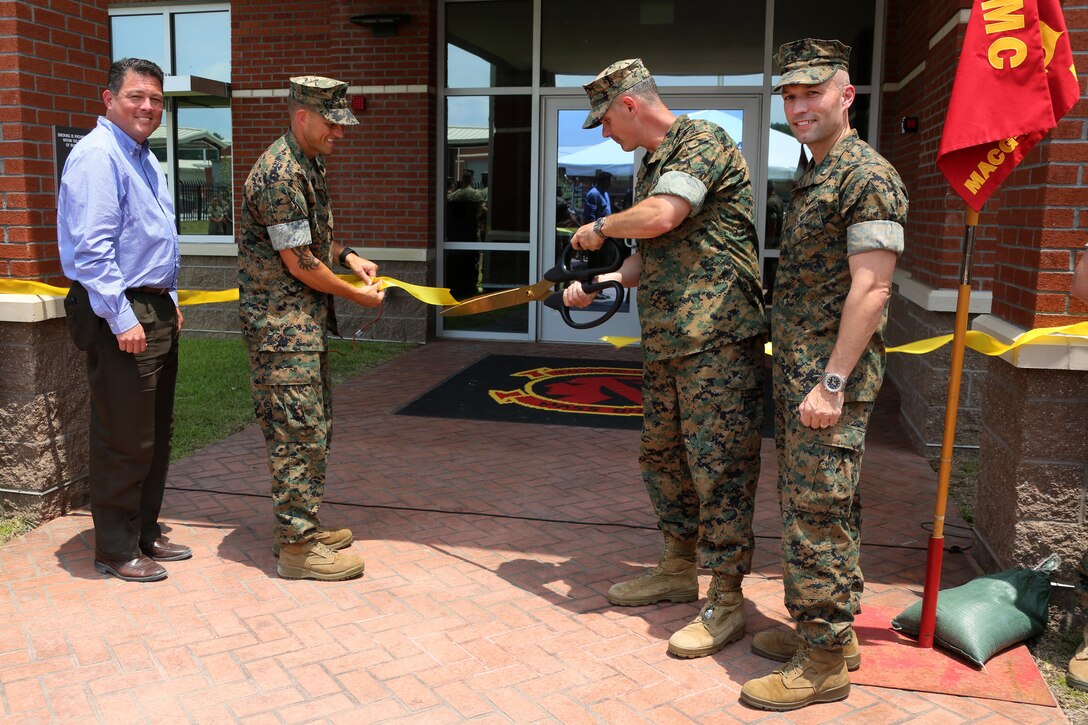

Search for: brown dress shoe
xmin=94 ymin=555 xmax=167 ymax=582
xmin=139 ymin=537 xmax=192 ymax=561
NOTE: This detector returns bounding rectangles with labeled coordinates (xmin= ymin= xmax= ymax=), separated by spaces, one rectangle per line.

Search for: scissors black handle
xmin=544 ymin=236 xmax=625 ymax=284
xmin=541 ymin=237 xmax=626 ymax=329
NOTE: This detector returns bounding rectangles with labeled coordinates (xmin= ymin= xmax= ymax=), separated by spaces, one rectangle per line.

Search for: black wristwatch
xmin=338 ymin=247 xmax=358 ymax=268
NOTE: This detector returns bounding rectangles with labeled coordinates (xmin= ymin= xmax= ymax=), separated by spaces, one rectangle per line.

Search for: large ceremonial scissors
xmin=440 ymin=237 xmax=627 ymax=329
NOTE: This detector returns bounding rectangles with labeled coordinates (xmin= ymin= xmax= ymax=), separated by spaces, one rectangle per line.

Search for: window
xmin=541 ymin=1 xmax=765 ymax=87
xmin=446 ymin=0 xmax=532 ymax=88
xmin=443 ymin=1 xmax=534 ymax=336
xmin=110 ymin=4 xmax=233 ymax=242
xmin=443 ymin=95 xmax=533 ymax=334
xmin=772 ymin=0 xmax=875 ymax=86
xmin=440 ymin=0 xmax=884 ymax=340
xmin=174 ymin=11 xmax=232 ymax=82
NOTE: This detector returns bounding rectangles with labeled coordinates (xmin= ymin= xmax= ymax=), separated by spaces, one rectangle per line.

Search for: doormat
xmin=849 ymin=605 xmax=1056 ymax=707
xmin=396 ymin=355 xmax=643 ymax=430
xmin=397 ymin=354 xmax=775 ymax=435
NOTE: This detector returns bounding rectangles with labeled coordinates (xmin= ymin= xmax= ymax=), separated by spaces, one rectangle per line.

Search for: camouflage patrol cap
xmin=773 ymin=39 xmax=851 ymax=92
xmin=581 ymin=58 xmax=651 ymax=129
xmin=288 ymin=75 xmax=359 ymax=125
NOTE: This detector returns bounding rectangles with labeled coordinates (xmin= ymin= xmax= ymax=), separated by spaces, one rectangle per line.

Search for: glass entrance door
xmin=539 ymin=95 xmax=762 ymax=344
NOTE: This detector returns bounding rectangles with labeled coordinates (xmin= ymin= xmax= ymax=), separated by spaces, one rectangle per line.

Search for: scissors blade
xmin=440 ymin=278 xmax=555 ymax=317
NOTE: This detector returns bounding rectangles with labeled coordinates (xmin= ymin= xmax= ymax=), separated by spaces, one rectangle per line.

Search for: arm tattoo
xmin=291 ymin=246 xmax=322 ymax=272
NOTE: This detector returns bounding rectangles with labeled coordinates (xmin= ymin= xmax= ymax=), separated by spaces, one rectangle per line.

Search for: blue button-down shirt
xmin=57 ymin=117 xmax=180 ymax=335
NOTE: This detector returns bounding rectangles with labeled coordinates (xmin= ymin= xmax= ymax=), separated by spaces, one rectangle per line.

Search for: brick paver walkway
xmin=0 ymin=340 xmax=1066 ymax=723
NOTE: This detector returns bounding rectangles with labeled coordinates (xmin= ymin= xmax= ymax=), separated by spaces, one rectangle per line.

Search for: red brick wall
xmin=1027 ymin=0 xmax=1088 ymax=325
xmin=988 ymin=0 xmax=1088 ymax=328
xmin=881 ymin=0 xmax=994 ymax=293
xmin=882 ymin=0 xmax=1088 ymax=328
xmin=231 ymin=0 xmax=437 ymax=251
xmin=0 ymin=0 xmax=437 ymax=285
xmin=0 ymin=0 xmax=108 ymax=283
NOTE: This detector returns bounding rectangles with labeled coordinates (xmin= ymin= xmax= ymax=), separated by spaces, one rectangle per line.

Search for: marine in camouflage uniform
xmin=742 ymin=39 xmax=907 ymax=711
xmin=635 ymin=115 xmax=766 ymax=585
xmin=772 ymin=125 xmax=907 ymax=649
xmin=567 ymin=58 xmax=766 ymax=659
xmin=239 ymin=125 xmax=335 ymax=548
xmin=239 ymin=76 xmax=382 ymax=580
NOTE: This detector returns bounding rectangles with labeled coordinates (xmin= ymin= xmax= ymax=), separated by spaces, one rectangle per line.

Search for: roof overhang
xmin=164 ymin=75 xmax=231 ymax=98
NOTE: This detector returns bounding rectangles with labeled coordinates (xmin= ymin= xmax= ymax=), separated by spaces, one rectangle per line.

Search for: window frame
xmin=109 ymin=3 xmax=234 ymax=247
xmin=439 ymin=0 xmax=888 ymax=341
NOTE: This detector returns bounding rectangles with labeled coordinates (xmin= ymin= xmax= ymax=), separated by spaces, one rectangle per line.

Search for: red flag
xmin=937 ymin=0 xmax=1080 ymax=211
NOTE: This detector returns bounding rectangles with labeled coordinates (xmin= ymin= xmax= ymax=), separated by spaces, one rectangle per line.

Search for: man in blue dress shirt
xmin=582 ymin=170 xmax=613 ymax=224
xmin=57 ymin=57 xmax=190 ymax=582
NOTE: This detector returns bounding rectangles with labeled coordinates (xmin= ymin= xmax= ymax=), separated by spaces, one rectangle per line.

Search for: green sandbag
xmin=891 ymin=568 xmax=1051 ymax=667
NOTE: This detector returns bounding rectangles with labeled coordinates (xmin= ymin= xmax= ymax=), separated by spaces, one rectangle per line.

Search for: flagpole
xmin=918 ymin=205 xmax=979 ymax=648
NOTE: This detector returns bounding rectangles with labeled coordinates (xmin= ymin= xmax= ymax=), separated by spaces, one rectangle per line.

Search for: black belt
xmin=128 ymin=286 xmax=170 ymax=296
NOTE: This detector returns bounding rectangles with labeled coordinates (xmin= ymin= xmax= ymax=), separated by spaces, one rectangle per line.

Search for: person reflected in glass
xmin=209 ymin=192 xmax=232 ymax=235
xmin=446 ymin=170 xmax=485 ymax=243
xmin=765 ymin=180 xmax=784 ymax=250
xmin=582 ymin=170 xmax=612 ymax=224
xmin=557 ymin=194 xmax=579 ymax=230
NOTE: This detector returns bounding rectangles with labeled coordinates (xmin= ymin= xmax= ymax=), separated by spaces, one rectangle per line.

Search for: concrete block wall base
xmin=974 ymin=356 xmax=1088 ymax=619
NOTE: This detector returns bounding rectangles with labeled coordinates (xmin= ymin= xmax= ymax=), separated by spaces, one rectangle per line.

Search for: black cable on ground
xmin=919 ymin=521 xmax=975 ymax=553
xmin=166 ymin=484 xmax=971 ymax=553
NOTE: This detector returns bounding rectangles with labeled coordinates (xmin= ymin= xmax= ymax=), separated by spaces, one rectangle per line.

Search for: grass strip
xmin=172 ymin=337 xmax=416 ymax=461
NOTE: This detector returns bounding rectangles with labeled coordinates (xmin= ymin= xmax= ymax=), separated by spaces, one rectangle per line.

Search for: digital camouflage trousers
xmin=640 ymin=337 xmax=765 ymax=576
xmin=248 ymin=350 xmax=332 ymax=546
xmin=774 ymin=396 xmax=874 ymax=649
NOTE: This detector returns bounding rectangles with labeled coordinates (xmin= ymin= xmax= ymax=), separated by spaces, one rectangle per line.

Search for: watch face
xmin=824 ymin=373 xmax=845 ymax=392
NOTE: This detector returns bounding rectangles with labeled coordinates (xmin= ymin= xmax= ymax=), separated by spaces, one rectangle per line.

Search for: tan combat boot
xmin=1068 ymin=621 xmax=1088 ymax=691
xmin=607 ymin=533 xmax=697 ymax=606
xmin=273 ymin=525 xmax=353 ymax=557
xmin=740 ymin=645 xmax=850 ymax=711
xmin=667 ymin=574 xmax=745 ymax=658
xmin=752 ymin=626 xmax=861 ymax=671
xmin=277 ymin=540 xmax=365 ymax=581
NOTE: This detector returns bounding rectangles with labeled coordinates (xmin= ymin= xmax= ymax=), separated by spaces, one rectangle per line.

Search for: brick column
xmin=0 ymin=1 xmax=109 ymax=521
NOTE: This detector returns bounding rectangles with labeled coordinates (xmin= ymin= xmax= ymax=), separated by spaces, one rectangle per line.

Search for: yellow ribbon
xmin=885 ymin=321 xmax=1088 ymax=356
xmin=178 ymin=288 xmax=236 ymax=305
xmin=339 ymin=275 xmax=458 ymax=307
xmin=0 ymin=280 xmax=70 ymax=297
xmin=601 ymin=336 xmax=641 ymax=348
xmin=4 ymin=277 xmax=1085 ymax=356
xmin=604 ymin=321 xmax=1088 ymax=356
xmin=0 ymin=276 xmax=457 ymax=308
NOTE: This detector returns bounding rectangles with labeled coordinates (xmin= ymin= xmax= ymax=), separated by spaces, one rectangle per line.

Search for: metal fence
xmin=178 ymin=181 xmax=231 ymax=222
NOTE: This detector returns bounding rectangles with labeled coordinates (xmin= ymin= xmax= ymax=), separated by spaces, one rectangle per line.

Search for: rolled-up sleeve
xmin=648 ymin=129 xmax=734 ymax=217
xmin=652 ymin=171 xmax=707 ymax=217
xmin=841 ymin=163 xmax=909 ymax=257
xmin=269 ymin=219 xmax=313 ymax=250
xmin=846 ymin=219 xmax=904 ymax=255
